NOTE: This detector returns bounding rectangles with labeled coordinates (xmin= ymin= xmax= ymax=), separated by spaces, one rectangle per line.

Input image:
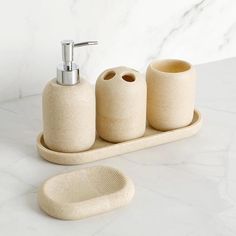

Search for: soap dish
xmin=38 ymin=166 xmax=135 ymax=220
xmin=37 ymin=109 xmax=202 ymax=165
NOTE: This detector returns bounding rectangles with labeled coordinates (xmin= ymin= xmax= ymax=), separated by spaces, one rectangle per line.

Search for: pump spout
xmin=57 ymin=40 xmax=98 ymax=86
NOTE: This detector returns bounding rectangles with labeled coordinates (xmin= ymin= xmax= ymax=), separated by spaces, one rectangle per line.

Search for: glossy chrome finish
xmin=57 ymin=40 xmax=98 ymax=86
xmin=74 ymin=41 xmax=98 ymax=47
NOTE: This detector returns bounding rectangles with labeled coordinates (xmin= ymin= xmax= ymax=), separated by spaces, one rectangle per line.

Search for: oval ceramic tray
xmin=38 ymin=166 xmax=135 ymax=220
xmin=37 ymin=109 xmax=202 ymax=165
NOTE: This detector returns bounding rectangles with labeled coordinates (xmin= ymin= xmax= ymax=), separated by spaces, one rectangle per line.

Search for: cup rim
xmin=150 ymin=59 xmax=192 ymax=74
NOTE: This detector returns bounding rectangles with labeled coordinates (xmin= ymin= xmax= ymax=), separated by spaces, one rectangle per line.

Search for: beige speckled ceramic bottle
xmin=96 ymin=66 xmax=147 ymax=143
xmin=43 ymin=40 xmax=97 ymax=153
xmin=146 ymin=59 xmax=196 ymax=131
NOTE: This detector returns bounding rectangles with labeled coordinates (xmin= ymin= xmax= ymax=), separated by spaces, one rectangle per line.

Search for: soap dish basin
xmin=38 ymin=166 xmax=135 ymax=220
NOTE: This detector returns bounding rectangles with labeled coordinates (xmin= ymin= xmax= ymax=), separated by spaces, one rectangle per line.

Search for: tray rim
xmin=37 ymin=109 xmax=202 ymax=165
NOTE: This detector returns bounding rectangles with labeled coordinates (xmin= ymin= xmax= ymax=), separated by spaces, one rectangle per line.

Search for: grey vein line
xmin=0 ymin=106 xmax=17 ymax=114
xmin=219 ymin=21 xmax=236 ymax=50
xmin=200 ymin=105 xmax=236 ymax=114
xmin=148 ymin=0 xmax=211 ymax=61
xmin=137 ymin=183 xmax=220 ymax=213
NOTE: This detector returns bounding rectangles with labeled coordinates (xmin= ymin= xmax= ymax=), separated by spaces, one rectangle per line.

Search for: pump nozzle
xmin=57 ymin=40 xmax=98 ymax=86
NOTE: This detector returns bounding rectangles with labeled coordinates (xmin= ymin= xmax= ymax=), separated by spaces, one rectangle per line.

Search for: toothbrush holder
xmin=96 ymin=66 xmax=147 ymax=143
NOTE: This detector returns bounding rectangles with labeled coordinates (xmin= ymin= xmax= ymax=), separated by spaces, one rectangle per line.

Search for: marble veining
xmin=1 ymin=0 xmax=236 ymax=102
xmin=148 ymin=0 xmax=211 ymax=62
xmin=0 ymin=58 xmax=236 ymax=235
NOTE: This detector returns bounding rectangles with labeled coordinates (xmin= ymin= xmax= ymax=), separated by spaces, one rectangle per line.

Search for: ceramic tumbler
xmin=146 ymin=59 xmax=196 ymax=131
xmin=96 ymin=66 xmax=147 ymax=143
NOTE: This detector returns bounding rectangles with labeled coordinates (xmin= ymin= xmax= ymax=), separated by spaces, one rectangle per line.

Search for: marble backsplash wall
xmin=0 ymin=0 xmax=236 ymax=102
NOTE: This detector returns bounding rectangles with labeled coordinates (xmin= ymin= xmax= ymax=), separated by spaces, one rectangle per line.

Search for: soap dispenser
xmin=42 ymin=40 xmax=97 ymax=153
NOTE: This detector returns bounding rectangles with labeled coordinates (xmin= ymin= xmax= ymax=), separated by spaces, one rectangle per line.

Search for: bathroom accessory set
xmin=37 ymin=39 xmax=202 ymax=220
xmin=37 ymin=43 xmax=202 ymax=165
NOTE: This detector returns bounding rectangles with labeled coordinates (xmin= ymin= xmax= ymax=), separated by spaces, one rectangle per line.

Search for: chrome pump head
xmin=57 ymin=40 xmax=98 ymax=85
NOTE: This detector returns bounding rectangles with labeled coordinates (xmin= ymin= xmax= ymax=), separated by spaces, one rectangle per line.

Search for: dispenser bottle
xmin=42 ymin=40 xmax=97 ymax=153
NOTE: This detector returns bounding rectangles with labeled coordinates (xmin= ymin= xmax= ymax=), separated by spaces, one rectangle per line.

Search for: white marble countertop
xmin=0 ymin=58 xmax=236 ymax=235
